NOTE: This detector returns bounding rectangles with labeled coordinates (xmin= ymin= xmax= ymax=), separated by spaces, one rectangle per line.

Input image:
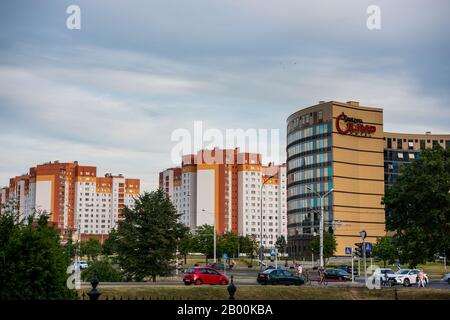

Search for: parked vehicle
xmin=264 ymin=265 xmax=287 ymax=271
xmin=324 ymin=269 xmax=351 ymax=281
xmin=371 ymin=268 xmax=396 ymax=287
xmin=208 ymin=262 xmax=232 ymax=270
xmin=392 ymin=269 xmax=428 ymax=287
xmin=78 ymin=260 xmax=89 ymax=270
xmin=257 ymin=269 xmax=304 ymax=286
xmin=442 ymin=273 xmax=450 ymax=285
xmin=183 ymin=267 xmax=229 ymax=286
xmin=337 ymin=264 xmax=358 ymax=275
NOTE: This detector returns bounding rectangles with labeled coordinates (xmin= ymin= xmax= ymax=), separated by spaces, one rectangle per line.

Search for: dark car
xmin=337 ymin=264 xmax=358 ymax=275
xmin=324 ymin=269 xmax=352 ymax=281
xmin=264 ymin=266 xmax=286 ymax=271
xmin=183 ymin=267 xmax=229 ymax=285
xmin=257 ymin=269 xmax=304 ymax=285
xmin=208 ymin=262 xmax=232 ymax=271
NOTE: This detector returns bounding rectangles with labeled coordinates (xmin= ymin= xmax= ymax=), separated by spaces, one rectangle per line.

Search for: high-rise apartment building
xmin=160 ymin=148 xmax=287 ymax=248
xmin=286 ymin=100 xmax=450 ymax=257
xmin=0 ymin=161 xmax=140 ymax=241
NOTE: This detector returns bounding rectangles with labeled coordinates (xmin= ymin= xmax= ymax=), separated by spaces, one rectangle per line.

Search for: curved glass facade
xmin=286 ymin=121 xmax=333 ymax=237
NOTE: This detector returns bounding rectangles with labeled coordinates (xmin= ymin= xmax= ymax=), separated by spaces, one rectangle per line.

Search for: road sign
xmin=364 ymin=242 xmax=372 ymax=252
xmin=360 ymin=230 xmax=367 ymax=240
xmin=223 ymin=253 xmax=228 ymax=260
xmin=345 ymin=247 xmax=352 ymax=255
xmin=397 ymin=262 xmax=401 ymax=271
xmin=270 ymin=248 xmax=276 ymax=257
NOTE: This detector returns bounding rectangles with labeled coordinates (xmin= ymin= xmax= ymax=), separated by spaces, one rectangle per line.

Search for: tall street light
xmin=201 ymin=209 xmax=216 ymax=262
xmin=259 ymin=172 xmax=278 ymax=272
xmin=306 ymin=185 xmax=334 ymax=268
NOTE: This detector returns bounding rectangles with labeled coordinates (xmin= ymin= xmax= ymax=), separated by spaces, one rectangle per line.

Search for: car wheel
xmin=195 ymin=279 xmax=203 ymax=286
xmin=220 ymin=279 xmax=227 ymax=285
xmin=447 ymin=279 xmax=450 ymax=285
xmin=403 ymin=278 xmax=410 ymax=287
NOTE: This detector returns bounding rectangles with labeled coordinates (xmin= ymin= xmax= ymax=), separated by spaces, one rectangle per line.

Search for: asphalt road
xmin=81 ymin=279 xmax=449 ymax=289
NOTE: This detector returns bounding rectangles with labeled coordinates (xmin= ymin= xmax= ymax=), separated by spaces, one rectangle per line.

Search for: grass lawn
xmin=78 ymin=286 xmax=450 ymax=300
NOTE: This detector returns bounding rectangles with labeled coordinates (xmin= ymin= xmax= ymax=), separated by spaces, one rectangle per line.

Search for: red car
xmin=183 ymin=266 xmax=229 ymax=286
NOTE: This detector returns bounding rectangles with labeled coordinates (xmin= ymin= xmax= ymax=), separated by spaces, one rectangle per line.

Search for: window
xmin=420 ymin=140 xmax=426 ymax=150
xmin=408 ymin=139 xmax=414 ymax=150
xmin=387 ymin=138 xmax=392 ymax=149
xmin=397 ymin=139 xmax=403 ymax=149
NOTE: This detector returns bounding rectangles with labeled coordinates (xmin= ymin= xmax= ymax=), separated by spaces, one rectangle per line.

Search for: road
xmin=81 ymin=278 xmax=449 ymax=289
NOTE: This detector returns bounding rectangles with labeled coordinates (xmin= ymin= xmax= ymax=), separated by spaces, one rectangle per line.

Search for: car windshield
xmin=397 ymin=270 xmax=410 ymax=275
xmin=185 ymin=268 xmax=195 ymax=274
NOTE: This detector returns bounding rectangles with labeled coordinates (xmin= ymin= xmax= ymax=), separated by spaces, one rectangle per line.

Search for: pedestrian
xmin=417 ymin=270 xmax=426 ymax=288
xmin=297 ymin=264 xmax=303 ymax=277
xmin=318 ymin=266 xmax=326 ymax=285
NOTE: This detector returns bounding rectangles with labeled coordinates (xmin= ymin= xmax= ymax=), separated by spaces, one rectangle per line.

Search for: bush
xmin=81 ymin=260 xmax=124 ymax=282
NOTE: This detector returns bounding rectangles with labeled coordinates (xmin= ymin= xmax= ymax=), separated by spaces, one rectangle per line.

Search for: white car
xmin=443 ymin=273 xmax=450 ymax=285
xmin=371 ymin=268 xmax=397 ymax=285
xmin=78 ymin=260 xmax=89 ymax=270
xmin=393 ymin=269 xmax=428 ymax=287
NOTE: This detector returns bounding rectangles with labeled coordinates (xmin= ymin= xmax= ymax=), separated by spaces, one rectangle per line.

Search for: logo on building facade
xmin=336 ymin=112 xmax=376 ymax=136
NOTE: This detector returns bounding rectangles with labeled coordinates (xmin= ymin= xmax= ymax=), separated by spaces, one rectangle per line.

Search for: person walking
xmin=297 ymin=264 xmax=303 ymax=277
xmin=417 ymin=270 xmax=426 ymax=288
xmin=318 ymin=266 xmax=326 ymax=285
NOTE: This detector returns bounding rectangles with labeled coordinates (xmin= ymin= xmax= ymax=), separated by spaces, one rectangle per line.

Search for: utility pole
xmin=351 ymin=254 xmax=354 ymax=283
xmin=360 ymin=230 xmax=367 ymax=283
xmin=202 ymin=209 xmax=216 ymax=263
xmin=306 ymin=186 xmax=334 ymax=268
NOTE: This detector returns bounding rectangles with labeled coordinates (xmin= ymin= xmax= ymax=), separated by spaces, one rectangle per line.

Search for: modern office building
xmin=160 ymin=148 xmax=287 ymax=248
xmin=286 ymin=100 xmax=450 ymax=257
xmin=0 ymin=161 xmax=140 ymax=241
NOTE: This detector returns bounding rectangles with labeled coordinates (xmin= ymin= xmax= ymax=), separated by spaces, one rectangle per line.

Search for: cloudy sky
xmin=0 ymin=0 xmax=449 ymax=191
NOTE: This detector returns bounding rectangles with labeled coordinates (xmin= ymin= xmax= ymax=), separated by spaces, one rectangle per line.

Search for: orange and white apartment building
xmin=160 ymin=148 xmax=287 ymax=249
xmin=0 ymin=161 xmax=140 ymax=241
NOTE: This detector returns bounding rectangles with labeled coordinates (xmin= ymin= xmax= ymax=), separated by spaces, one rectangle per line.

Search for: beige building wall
xmin=331 ymin=101 xmax=385 ymax=255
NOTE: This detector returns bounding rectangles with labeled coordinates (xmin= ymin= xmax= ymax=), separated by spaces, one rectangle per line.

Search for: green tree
xmin=102 ymin=228 xmax=118 ymax=256
xmin=178 ymin=229 xmax=194 ymax=265
xmin=275 ymin=235 xmax=287 ymax=264
xmin=372 ymin=236 xmax=397 ymax=267
xmin=217 ymin=231 xmax=240 ymax=261
xmin=80 ymin=238 xmax=102 ymax=261
xmin=64 ymin=230 xmax=76 ymax=261
xmin=0 ymin=212 xmax=75 ymax=299
xmin=383 ymin=145 xmax=450 ymax=267
xmin=81 ymin=259 xmax=124 ymax=282
xmin=309 ymin=232 xmax=337 ymax=265
xmin=114 ymin=189 xmax=187 ymax=281
xmin=192 ymin=224 xmax=215 ymax=263
xmin=239 ymin=235 xmax=258 ymax=265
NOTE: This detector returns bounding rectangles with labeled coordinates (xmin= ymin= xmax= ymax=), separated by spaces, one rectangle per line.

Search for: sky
xmin=0 ymin=0 xmax=449 ymax=191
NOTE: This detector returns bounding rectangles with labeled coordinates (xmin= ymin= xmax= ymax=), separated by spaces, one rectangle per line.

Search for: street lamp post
xmin=202 ymin=209 xmax=216 ymax=262
xmin=259 ymin=173 xmax=278 ymax=272
xmin=306 ymin=186 xmax=334 ymax=268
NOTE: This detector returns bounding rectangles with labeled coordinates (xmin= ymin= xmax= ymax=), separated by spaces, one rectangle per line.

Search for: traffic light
xmin=354 ymin=242 xmax=363 ymax=257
